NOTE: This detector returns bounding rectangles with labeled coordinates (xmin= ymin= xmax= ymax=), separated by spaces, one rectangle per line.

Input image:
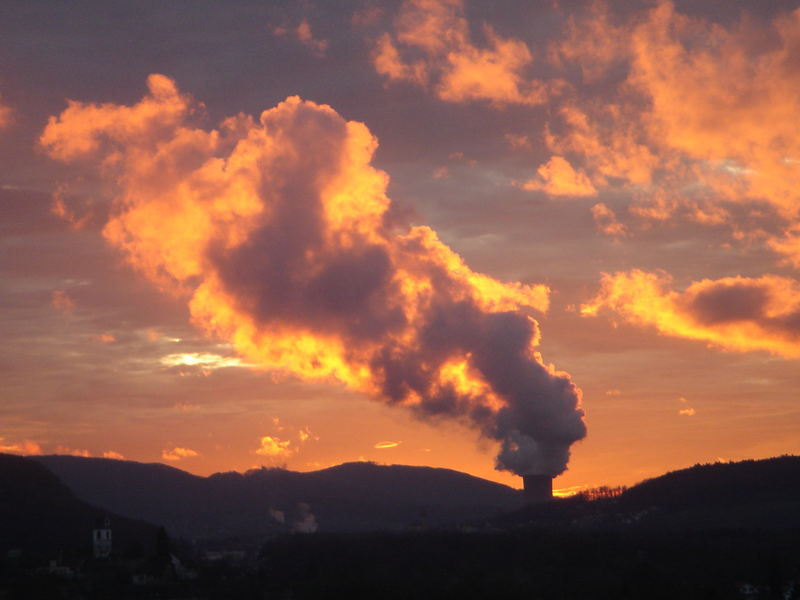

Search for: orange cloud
xmin=51 ymin=289 xmax=76 ymax=314
xmin=505 ymin=133 xmax=532 ymax=150
xmin=582 ymin=270 xmax=800 ymax=357
xmin=42 ymin=75 xmax=585 ymax=477
xmin=162 ymin=447 xmax=199 ymax=461
xmin=271 ymin=19 xmax=328 ymax=57
xmin=520 ymin=156 xmax=596 ymax=197
xmin=678 ymin=408 xmax=696 ymax=416
xmin=255 ymin=435 xmax=292 ymax=458
xmin=297 ymin=427 xmax=318 ymax=443
xmin=103 ymin=451 xmax=125 ymax=459
xmin=352 ymin=5 xmax=384 ymax=28
xmin=374 ymin=440 xmax=401 ymax=449
xmin=373 ymin=0 xmax=556 ymax=106
xmin=160 ymin=352 xmax=247 ymax=370
xmin=547 ymin=2 xmax=800 ymax=259
xmin=296 ymin=20 xmax=327 ymax=56
xmin=591 ymin=203 xmax=626 ymax=237
xmin=370 ymin=2 xmax=800 ymax=264
xmin=552 ymin=484 xmax=589 ymax=498
xmin=55 ymin=446 xmax=91 ymax=457
xmin=0 ymin=438 xmax=43 ymax=455
xmin=256 ymin=424 xmax=317 ymax=460
xmin=0 ymin=102 xmax=11 ymax=130
xmin=40 ymin=74 xmax=189 ymax=163
xmin=769 ymin=228 xmax=800 ymax=270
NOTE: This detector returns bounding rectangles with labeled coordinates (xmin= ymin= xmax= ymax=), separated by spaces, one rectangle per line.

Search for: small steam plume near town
xmin=292 ymin=503 xmax=318 ymax=534
xmin=41 ymin=75 xmax=586 ymax=477
xmin=269 ymin=504 xmax=318 ymax=533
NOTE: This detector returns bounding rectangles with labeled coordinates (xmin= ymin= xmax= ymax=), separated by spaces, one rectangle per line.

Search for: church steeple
xmin=92 ymin=516 xmax=112 ymax=558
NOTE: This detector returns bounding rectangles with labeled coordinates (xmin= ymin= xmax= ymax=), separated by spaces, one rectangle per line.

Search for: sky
xmin=1 ymin=0 xmax=799 ymax=493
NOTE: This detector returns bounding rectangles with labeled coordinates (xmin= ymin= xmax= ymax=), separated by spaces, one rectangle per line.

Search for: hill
xmin=612 ymin=454 xmax=800 ymax=530
xmin=0 ymin=453 xmax=158 ymax=555
xmin=500 ymin=455 xmax=800 ymax=531
xmin=33 ymin=456 xmax=524 ymax=539
xmin=31 ymin=454 xmax=800 ymax=542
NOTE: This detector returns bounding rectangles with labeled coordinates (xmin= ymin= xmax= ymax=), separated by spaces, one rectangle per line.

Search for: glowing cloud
xmin=162 ymin=447 xmax=199 ymax=461
xmin=255 ymin=435 xmax=293 ymax=458
xmin=103 ymin=451 xmax=125 ymax=459
xmin=298 ymin=427 xmax=318 ymax=443
xmin=42 ymin=75 xmax=585 ymax=477
xmin=591 ymin=203 xmax=626 ymax=237
xmin=271 ymin=19 xmax=328 ymax=58
xmin=368 ymin=2 xmax=800 ymax=265
xmin=55 ymin=446 xmax=91 ymax=457
xmin=0 ymin=438 xmax=43 ymax=455
xmin=51 ymin=289 xmax=76 ymax=314
xmin=769 ymin=229 xmax=800 ymax=270
xmin=160 ymin=352 xmax=248 ymax=370
xmin=0 ymin=103 xmax=10 ymax=130
xmin=547 ymin=1 xmax=800 ymax=260
xmin=374 ymin=441 xmax=401 ymax=449
xmin=520 ymin=156 xmax=596 ymax=197
xmin=582 ymin=270 xmax=800 ymax=358
xmin=374 ymin=0 xmax=555 ymax=106
xmin=552 ymin=484 xmax=588 ymax=498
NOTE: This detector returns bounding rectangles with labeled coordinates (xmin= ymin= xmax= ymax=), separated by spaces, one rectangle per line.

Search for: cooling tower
xmin=522 ymin=474 xmax=553 ymax=504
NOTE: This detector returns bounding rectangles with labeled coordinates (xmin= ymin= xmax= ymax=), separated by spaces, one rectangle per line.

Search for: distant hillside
xmin=0 ymin=454 xmax=158 ymax=555
xmin=501 ymin=455 xmax=800 ymax=531
xmin=34 ymin=456 xmax=524 ymax=539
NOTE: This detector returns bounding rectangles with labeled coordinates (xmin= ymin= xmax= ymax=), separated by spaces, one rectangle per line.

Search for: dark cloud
xmin=689 ymin=283 xmax=771 ymax=325
xmin=688 ymin=280 xmax=800 ymax=339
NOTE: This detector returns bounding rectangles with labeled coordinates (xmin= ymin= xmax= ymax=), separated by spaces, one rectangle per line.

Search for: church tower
xmin=92 ymin=516 xmax=112 ymax=558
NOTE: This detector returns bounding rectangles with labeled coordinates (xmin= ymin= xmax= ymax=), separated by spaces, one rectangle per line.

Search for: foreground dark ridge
xmin=2 ymin=453 xmax=799 ymax=600
xmin=3 ymin=454 xmax=800 ymax=599
xmin=0 ymin=454 xmax=158 ymax=555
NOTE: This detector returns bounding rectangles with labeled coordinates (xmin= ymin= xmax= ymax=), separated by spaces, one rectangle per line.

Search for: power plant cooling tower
xmin=522 ymin=474 xmax=553 ymax=504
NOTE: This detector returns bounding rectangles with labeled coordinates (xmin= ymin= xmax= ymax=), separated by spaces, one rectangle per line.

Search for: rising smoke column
xmin=40 ymin=75 xmax=586 ymax=476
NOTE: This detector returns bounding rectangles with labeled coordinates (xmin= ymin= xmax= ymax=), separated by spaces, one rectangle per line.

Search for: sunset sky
xmin=2 ymin=0 xmax=799 ymax=493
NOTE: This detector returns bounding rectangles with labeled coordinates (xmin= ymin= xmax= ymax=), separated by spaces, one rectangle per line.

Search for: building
xmin=92 ymin=516 xmax=112 ymax=558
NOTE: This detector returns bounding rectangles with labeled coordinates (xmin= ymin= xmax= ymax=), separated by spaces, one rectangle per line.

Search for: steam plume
xmin=41 ymin=75 xmax=585 ymax=476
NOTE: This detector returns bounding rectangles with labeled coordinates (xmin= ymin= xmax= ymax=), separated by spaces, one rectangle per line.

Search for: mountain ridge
xmin=23 ymin=454 xmax=800 ymax=540
xmin=32 ymin=455 xmax=524 ymax=538
xmin=499 ymin=454 xmax=800 ymax=532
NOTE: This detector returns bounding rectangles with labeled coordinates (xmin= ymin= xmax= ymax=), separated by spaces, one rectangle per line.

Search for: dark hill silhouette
xmin=610 ymin=454 xmax=800 ymax=530
xmin=0 ymin=453 xmax=158 ymax=555
xmin=500 ymin=455 xmax=800 ymax=531
xmin=620 ymin=454 xmax=800 ymax=506
xmin=31 ymin=454 xmax=800 ymax=541
xmin=33 ymin=456 xmax=524 ymax=538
